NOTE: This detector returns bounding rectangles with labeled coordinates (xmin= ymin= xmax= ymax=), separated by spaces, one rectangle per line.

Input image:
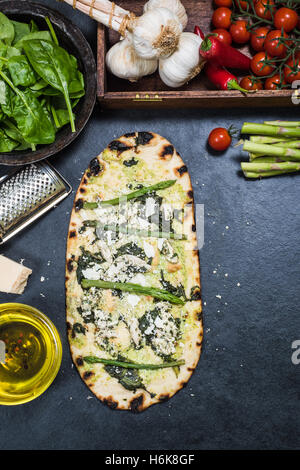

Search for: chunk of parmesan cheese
xmin=0 ymin=255 xmax=32 ymax=294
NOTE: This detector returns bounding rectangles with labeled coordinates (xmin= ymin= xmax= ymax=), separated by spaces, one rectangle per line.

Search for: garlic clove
xmin=130 ymin=7 xmax=183 ymax=60
xmin=106 ymin=34 xmax=158 ymax=82
xmin=143 ymin=0 xmax=188 ymax=30
xmin=159 ymin=32 xmax=205 ymax=88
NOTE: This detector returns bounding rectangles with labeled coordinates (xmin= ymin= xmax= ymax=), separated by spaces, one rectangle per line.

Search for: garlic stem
xmin=62 ymin=0 xmax=130 ymax=33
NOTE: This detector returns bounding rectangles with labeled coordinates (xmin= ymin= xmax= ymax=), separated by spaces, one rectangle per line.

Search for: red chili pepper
xmin=200 ymin=35 xmax=251 ymax=71
xmin=194 ymin=25 xmax=205 ymax=40
xmin=205 ymin=62 xmax=250 ymax=93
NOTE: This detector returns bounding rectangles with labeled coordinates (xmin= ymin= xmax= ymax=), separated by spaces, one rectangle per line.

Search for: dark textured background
xmin=0 ymin=0 xmax=300 ymax=451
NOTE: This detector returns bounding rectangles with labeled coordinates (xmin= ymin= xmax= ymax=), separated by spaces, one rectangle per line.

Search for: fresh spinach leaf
xmin=11 ymin=21 xmax=30 ymax=45
xmin=0 ymin=127 xmax=18 ymax=152
xmin=30 ymin=20 xmax=39 ymax=33
xmin=8 ymin=55 xmax=36 ymax=87
xmin=0 ymin=79 xmax=13 ymax=117
xmin=0 ymin=12 xmax=14 ymax=45
xmin=6 ymin=45 xmax=22 ymax=59
xmin=24 ymin=39 xmax=77 ymax=132
xmin=2 ymin=118 xmax=32 ymax=150
xmin=0 ymin=70 xmax=55 ymax=145
xmin=30 ymin=78 xmax=48 ymax=91
xmin=15 ymin=31 xmax=52 ymax=49
xmin=11 ymin=87 xmax=55 ymax=144
xmin=52 ymin=107 xmax=74 ymax=129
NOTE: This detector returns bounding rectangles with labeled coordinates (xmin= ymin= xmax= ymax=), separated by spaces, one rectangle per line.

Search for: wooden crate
xmin=97 ymin=0 xmax=294 ymax=108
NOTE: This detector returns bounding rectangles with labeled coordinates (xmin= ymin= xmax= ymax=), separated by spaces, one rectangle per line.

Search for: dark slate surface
xmin=0 ymin=0 xmax=300 ymax=451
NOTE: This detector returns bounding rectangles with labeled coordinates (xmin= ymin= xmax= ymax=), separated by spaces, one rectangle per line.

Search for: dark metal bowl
xmin=0 ymin=1 xmax=96 ymax=166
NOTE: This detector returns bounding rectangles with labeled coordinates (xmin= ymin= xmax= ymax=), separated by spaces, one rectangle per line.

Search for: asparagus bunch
xmin=240 ymin=121 xmax=300 ymax=179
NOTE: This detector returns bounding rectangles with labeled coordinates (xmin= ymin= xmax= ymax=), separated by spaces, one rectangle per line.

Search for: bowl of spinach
xmin=0 ymin=1 xmax=96 ymax=165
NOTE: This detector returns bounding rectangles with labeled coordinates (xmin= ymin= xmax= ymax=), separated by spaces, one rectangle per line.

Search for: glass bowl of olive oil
xmin=0 ymin=303 xmax=62 ymax=405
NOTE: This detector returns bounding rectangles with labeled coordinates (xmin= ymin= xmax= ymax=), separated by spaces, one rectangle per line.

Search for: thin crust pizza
xmin=66 ymin=132 xmax=203 ymax=412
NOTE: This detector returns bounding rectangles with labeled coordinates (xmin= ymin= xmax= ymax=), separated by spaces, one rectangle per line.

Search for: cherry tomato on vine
xmin=240 ymin=76 xmax=263 ymax=90
xmin=208 ymin=128 xmax=232 ymax=152
xmin=284 ymin=56 xmax=300 ymax=83
xmin=230 ymin=20 xmax=251 ymax=44
xmin=212 ymin=7 xmax=232 ymax=29
xmin=211 ymin=28 xmax=232 ymax=46
xmin=214 ymin=0 xmax=232 ymax=7
xmin=234 ymin=0 xmax=249 ymax=10
xmin=254 ymin=0 xmax=276 ymax=21
xmin=264 ymin=74 xmax=286 ymax=89
xmin=251 ymin=51 xmax=275 ymax=76
xmin=264 ymin=29 xmax=289 ymax=57
xmin=250 ymin=26 xmax=270 ymax=52
xmin=274 ymin=8 xmax=298 ymax=33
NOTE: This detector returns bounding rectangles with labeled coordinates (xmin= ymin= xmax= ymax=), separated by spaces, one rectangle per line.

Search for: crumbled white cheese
xmin=94 ymin=309 xmax=118 ymax=350
xmin=143 ymin=241 xmax=155 ymax=259
xmin=82 ymin=264 xmax=103 ymax=280
xmin=142 ymin=302 xmax=179 ymax=357
xmin=145 ymin=197 xmax=157 ymax=218
xmin=131 ymin=273 xmax=147 ymax=286
xmin=127 ymin=294 xmax=141 ymax=308
xmin=128 ymin=316 xmax=142 ymax=348
xmin=158 ymin=238 xmax=178 ymax=264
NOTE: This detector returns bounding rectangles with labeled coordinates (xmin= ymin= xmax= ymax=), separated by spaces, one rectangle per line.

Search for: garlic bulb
xmin=63 ymin=1 xmax=182 ymax=60
xmin=143 ymin=0 xmax=188 ymax=30
xmin=130 ymin=7 xmax=183 ymax=60
xmin=159 ymin=32 xmax=205 ymax=88
xmin=106 ymin=35 xmax=158 ymax=82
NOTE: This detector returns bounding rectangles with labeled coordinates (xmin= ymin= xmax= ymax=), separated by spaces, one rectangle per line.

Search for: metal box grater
xmin=0 ymin=161 xmax=72 ymax=244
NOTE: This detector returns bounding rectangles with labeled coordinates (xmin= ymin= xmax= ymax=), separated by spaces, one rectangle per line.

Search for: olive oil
xmin=0 ymin=303 xmax=62 ymax=405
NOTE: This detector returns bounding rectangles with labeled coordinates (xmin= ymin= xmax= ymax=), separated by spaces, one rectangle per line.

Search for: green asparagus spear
xmin=242 ymin=123 xmax=300 ymax=138
xmin=242 ymin=170 xmax=298 ymax=179
xmin=84 ymin=356 xmax=185 ymax=369
xmin=83 ymin=180 xmax=176 ymax=209
xmin=241 ymin=161 xmax=300 ymax=173
xmin=248 ymin=155 xmax=284 ymax=163
xmin=243 ymin=141 xmax=300 ymax=161
xmin=249 ymin=136 xmax=295 ymax=144
xmin=81 ymin=279 xmax=185 ymax=305
xmin=264 ymin=121 xmax=300 ymax=128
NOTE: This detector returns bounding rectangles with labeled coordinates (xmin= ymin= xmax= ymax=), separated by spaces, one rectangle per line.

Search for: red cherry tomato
xmin=208 ymin=128 xmax=232 ymax=152
xmin=239 ymin=76 xmax=263 ymax=90
xmin=251 ymin=51 xmax=275 ymax=76
xmin=264 ymin=74 xmax=286 ymax=90
xmin=284 ymin=56 xmax=300 ymax=83
xmin=212 ymin=7 xmax=232 ymax=29
xmin=230 ymin=20 xmax=250 ymax=44
xmin=234 ymin=0 xmax=249 ymax=10
xmin=250 ymin=26 xmax=270 ymax=52
xmin=214 ymin=0 xmax=232 ymax=7
xmin=264 ymin=29 xmax=289 ymax=57
xmin=274 ymin=8 xmax=298 ymax=33
xmin=211 ymin=28 xmax=232 ymax=45
xmin=255 ymin=0 xmax=276 ymax=21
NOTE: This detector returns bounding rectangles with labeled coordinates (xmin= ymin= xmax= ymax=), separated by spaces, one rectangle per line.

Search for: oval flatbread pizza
xmin=66 ymin=132 xmax=203 ymax=412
